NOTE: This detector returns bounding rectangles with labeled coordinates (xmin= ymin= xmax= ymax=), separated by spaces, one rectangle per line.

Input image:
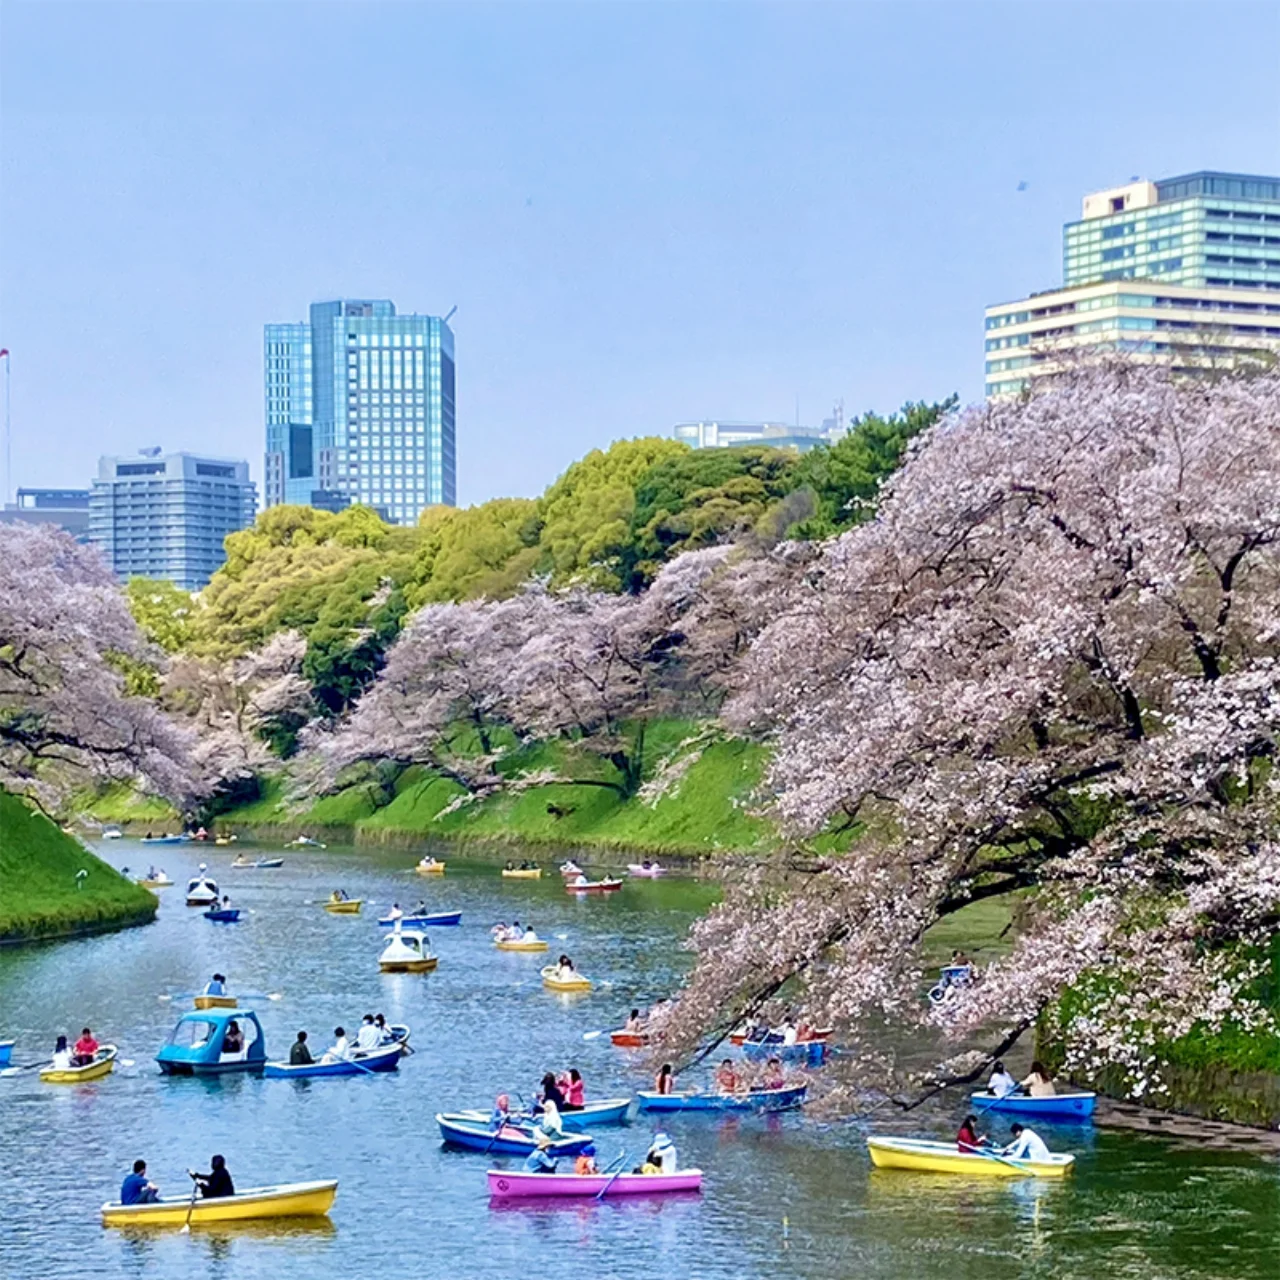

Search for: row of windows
xmin=1205 ymin=253 xmax=1280 ymax=269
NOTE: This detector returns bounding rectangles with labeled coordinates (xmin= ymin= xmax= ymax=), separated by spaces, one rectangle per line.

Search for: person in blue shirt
xmin=121 ymin=1160 xmax=160 ymax=1205
xmin=523 ymin=1133 xmax=559 ymax=1174
xmin=203 ymin=973 xmax=227 ymax=997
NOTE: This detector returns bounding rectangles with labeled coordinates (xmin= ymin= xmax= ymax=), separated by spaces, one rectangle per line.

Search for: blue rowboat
xmin=0 ymin=1040 xmax=13 ymax=1067
xmin=157 ymin=1008 xmax=266 ymax=1076
xmin=741 ymin=1039 xmax=826 ymax=1067
xmin=203 ymin=908 xmax=241 ymax=923
xmin=141 ymin=835 xmax=187 ymax=845
xmin=263 ymin=1041 xmax=404 ymax=1079
xmin=378 ymin=911 xmax=462 ymax=928
xmin=435 ymin=1113 xmax=595 ymax=1156
xmin=455 ymin=1097 xmax=633 ymax=1128
xmin=970 ymin=1090 xmax=1096 ymax=1119
xmin=636 ymin=1084 xmax=807 ymax=1113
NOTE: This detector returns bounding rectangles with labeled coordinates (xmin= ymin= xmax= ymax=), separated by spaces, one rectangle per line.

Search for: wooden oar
xmin=594 ymin=1150 xmax=628 ymax=1201
xmin=0 ymin=1060 xmax=49 ymax=1078
xmin=977 ymin=1143 xmax=1035 ymax=1174
xmin=179 ymin=1173 xmax=200 ymax=1233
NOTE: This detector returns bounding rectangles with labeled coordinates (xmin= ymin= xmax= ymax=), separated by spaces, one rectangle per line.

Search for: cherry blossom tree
xmin=655 ymin=364 xmax=1280 ymax=1104
xmin=0 ymin=524 xmax=193 ymax=807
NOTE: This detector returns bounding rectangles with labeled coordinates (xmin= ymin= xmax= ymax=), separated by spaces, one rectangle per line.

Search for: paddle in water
xmin=180 ymin=1171 xmax=200 ymax=1234
xmin=594 ymin=1149 xmax=628 ymax=1201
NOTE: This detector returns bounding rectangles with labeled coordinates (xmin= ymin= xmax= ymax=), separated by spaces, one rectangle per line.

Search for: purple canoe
xmin=487 ymin=1169 xmax=703 ymax=1199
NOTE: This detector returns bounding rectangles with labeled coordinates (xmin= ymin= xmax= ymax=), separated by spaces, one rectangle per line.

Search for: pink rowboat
xmin=487 ymin=1169 xmax=703 ymax=1199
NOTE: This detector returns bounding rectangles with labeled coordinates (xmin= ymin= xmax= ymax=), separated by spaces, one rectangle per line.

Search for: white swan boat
xmin=185 ymin=864 xmax=219 ymax=907
xmin=379 ymin=927 xmax=438 ymax=973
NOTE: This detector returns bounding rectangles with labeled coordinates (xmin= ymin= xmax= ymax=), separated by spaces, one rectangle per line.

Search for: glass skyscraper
xmin=264 ymin=299 xmax=456 ymax=523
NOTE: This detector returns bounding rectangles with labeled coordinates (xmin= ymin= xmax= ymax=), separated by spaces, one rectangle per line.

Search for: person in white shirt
xmin=387 ymin=903 xmax=404 ymax=923
xmin=647 ymin=1132 xmax=678 ymax=1174
xmin=323 ymin=1026 xmax=351 ymax=1062
xmin=51 ymin=1035 xmax=74 ymax=1071
xmin=988 ymin=1060 xmax=1019 ymax=1098
xmin=355 ymin=1015 xmax=380 ymax=1053
xmin=522 ymin=926 xmax=540 ymax=944
xmin=1002 ymin=1124 xmax=1051 ymax=1163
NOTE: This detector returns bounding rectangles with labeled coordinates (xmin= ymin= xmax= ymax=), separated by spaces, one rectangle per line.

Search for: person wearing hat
xmin=637 ymin=1132 xmax=677 ymax=1175
xmin=523 ymin=1130 xmax=558 ymax=1174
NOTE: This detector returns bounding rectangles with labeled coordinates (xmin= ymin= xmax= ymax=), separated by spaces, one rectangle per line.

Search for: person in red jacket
xmin=956 ymin=1114 xmax=988 ymax=1154
xmin=72 ymin=1027 xmax=99 ymax=1067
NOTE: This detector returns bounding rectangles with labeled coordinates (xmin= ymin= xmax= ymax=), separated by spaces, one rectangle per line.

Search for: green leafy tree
xmin=125 ymin=578 xmax=197 ymax=654
xmin=406 ymin=497 xmax=543 ymax=606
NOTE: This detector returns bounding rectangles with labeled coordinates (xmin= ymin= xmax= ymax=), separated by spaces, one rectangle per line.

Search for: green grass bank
xmin=0 ymin=790 xmax=158 ymax=944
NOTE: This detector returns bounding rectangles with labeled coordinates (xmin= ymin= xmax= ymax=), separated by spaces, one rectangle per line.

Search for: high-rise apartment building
xmin=264 ymin=299 xmax=456 ymax=524
xmin=88 ymin=450 xmax=256 ymax=590
xmin=986 ymin=171 xmax=1280 ymax=397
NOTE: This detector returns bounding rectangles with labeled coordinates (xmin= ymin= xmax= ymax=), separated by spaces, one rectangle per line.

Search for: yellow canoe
xmin=866 ymin=1136 xmax=1074 ymax=1179
xmin=323 ymin=899 xmax=362 ymax=914
xmin=193 ymin=995 xmax=238 ymax=1010
xmin=501 ymin=868 xmax=541 ymax=879
xmin=101 ymin=1179 xmax=338 ymax=1227
xmin=541 ymin=966 xmax=591 ymax=992
xmin=496 ymin=938 xmax=549 ymax=952
xmin=40 ymin=1045 xmax=117 ymax=1084
xmin=415 ymin=861 xmax=446 ymax=875
xmin=139 ymin=878 xmax=173 ymax=889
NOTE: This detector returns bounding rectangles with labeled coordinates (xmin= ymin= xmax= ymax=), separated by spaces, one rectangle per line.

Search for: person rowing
xmin=553 ymin=954 xmax=577 ymax=981
xmin=714 ymin=1058 xmax=739 ymax=1095
xmin=624 ymin=1008 xmax=645 ymax=1034
xmin=1002 ymin=1123 xmax=1052 ymax=1162
xmin=653 ymin=1063 xmax=675 ymax=1095
xmin=73 ymin=1027 xmax=99 ymax=1067
xmin=523 ymin=1131 xmax=558 ymax=1174
xmin=191 ymin=1154 xmax=234 ymax=1199
xmin=759 ymin=1056 xmax=785 ymax=1091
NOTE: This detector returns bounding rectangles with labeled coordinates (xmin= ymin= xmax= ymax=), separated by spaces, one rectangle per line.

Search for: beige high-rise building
xmin=985 ymin=171 xmax=1280 ymax=397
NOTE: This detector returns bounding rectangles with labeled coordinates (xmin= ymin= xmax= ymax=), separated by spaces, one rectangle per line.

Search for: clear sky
xmin=2 ymin=1 xmax=1278 ymax=507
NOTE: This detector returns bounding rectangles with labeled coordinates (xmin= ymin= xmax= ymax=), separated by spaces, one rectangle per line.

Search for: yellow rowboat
xmin=541 ymin=965 xmax=591 ymax=992
xmin=496 ymin=938 xmax=549 ymax=952
xmin=323 ymin=899 xmax=362 ymax=914
xmin=415 ymin=860 xmax=446 ymax=875
xmin=139 ymin=878 xmax=173 ymax=889
xmin=40 ymin=1044 xmax=118 ymax=1084
xmin=380 ymin=955 xmax=439 ymax=973
xmin=501 ymin=868 xmax=541 ymax=879
xmin=193 ymin=995 xmax=238 ymax=1010
xmin=866 ymin=1136 xmax=1075 ymax=1179
xmin=101 ymin=1179 xmax=338 ymax=1227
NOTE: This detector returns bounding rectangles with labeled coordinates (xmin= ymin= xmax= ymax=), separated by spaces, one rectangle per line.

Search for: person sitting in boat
xmin=412 ymin=902 xmax=429 ymax=917
xmin=203 ymin=973 xmax=227 ymax=997
xmin=564 ymin=1067 xmax=586 ymax=1111
xmin=121 ymin=1159 xmax=160 ymax=1205
xmin=355 ymin=1014 xmax=380 ymax=1053
xmin=987 ymin=1060 xmax=1019 ymax=1098
xmin=714 ymin=1059 xmax=739 ymax=1094
xmin=635 ymin=1133 xmax=677 ymax=1175
xmin=192 ymin=1154 xmax=234 ymax=1199
xmin=504 ymin=860 xmax=517 ymax=871
xmin=219 ymin=894 xmax=232 ymax=910
xmin=522 ymin=925 xmax=541 ymax=944
xmin=572 ymin=872 xmax=589 ymax=887
xmin=574 ymin=1152 xmax=599 ymax=1175
xmin=553 ymin=955 xmax=577 ymax=981
xmin=538 ymin=1071 xmax=568 ymax=1113
xmin=330 ymin=889 xmax=350 ymax=903
xmin=51 ymin=1035 xmax=74 ymax=1071
xmin=322 ymin=1027 xmax=351 ymax=1063
xmin=624 ymin=1008 xmax=645 ymax=1034
xmin=387 ymin=903 xmax=404 ymax=924
xmin=956 ymin=1114 xmax=989 ymax=1154
xmin=146 ymin=865 xmax=159 ymax=880
xmin=491 ymin=920 xmax=509 ymax=939
xmin=221 ymin=1021 xmax=245 ymax=1056
xmin=536 ymin=1098 xmax=565 ymax=1140
xmin=1002 ymin=1123 xmax=1052 ymax=1163
xmin=760 ymin=1056 xmax=786 ymax=1091
xmin=523 ymin=1132 xmax=558 ymax=1174
xmin=374 ymin=1013 xmax=392 ymax=1043
xmin=654 ymin=1063 xmax=675 ymax=1095
xmin=1021 ymin=1060 xmax=1056 ymax=1097
xmin=289 ymin=1031 xmax=313 ymax=1066
xmin=777 ymin=1019 xmax=799 ymax=1047
xmin=73 ymin=1027 xmax=100 ymax=1067
xmin=490 ymin=1093 xmax=514 ymax=1129
xmin=507 ymin=920 xmax=524 ymax=941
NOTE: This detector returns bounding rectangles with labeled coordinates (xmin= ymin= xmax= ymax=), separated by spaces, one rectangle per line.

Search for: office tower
xmin=986 ymin=171 xmax=1280 ymax=397
xmin=88 ymin=450 xmax=256 ymax=590
xmin=671 ymin=420 xmax=842 ymax=451
xmin=1 ymin=487 xmax=91 ymax=540
xmin=264 ymin=299 xmax=456 ymax=524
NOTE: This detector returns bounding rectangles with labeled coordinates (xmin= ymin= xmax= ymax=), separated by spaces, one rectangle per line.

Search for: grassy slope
xmin=0 ymin=790 xmax=158 ymax=942
xmin=79 ymin=781 xmax=180 ymax=827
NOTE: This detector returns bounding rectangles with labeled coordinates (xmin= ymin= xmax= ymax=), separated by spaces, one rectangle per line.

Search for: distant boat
xmin=288 ymin=836 xmax=326 ymax=848
xmin=185 ymin=866 xmax=219 ymax=907
xmin=203 ymin=907 xmax=241 ymax=923
xmin=102 ymin=827 xmax=123 ymax=840
xmin=142 ymin=834 xmax=187 ymax=846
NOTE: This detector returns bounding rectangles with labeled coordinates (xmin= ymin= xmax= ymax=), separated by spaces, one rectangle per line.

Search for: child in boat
xmin=1002 ymin=1123 xmax=1052 ymax=1162
xmin=564 ymin=1068 xmax=586 ymax=1110
xmin=1021 ymin=1060 xmax=1057 ymax=1097
xmin=635 ymin=1133 xmax=677 ymax=1175
xmin=575 ymin=1153 xmax=599 ymax=1175
xmin=654 ymin=1063 xmax=675 ymax=1095
xmin=956 ymin=1115 xmax=988 ymax=1153
xmin=988 ymin=1060 xmax=1018 ymax=1097
xmin=714 ymin=1059 xmax=739 ymax=1094
xmin=73 ymin=1027 xmax=99 ymax=1067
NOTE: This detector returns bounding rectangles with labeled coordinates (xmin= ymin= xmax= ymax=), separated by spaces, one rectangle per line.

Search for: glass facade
xmin=1064 ymin=171 xmax=1280 ymax=292
xmin=264 ymin=299 xmax=456 ymax=524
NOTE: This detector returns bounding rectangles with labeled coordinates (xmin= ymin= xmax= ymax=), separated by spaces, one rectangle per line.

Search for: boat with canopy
xmin=184 ymin=866 xmax=219 ymax=907
xmin=156 ymin=1008 xmax=267 ymax=1076
xmin=379 ymin=928 xmax=438 ymax=973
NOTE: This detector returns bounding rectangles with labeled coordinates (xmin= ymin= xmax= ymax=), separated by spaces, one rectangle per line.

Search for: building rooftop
xmin=1155 ymin=171 xmax=1280 ymax=203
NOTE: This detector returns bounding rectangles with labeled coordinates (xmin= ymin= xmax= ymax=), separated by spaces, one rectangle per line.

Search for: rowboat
xmin=193 ymin=994 xmax=237 ymax=1010
xmin=970 ymin=1090 xmax=1097 ymax=1119
xmin=742 ymin=1039 xmax=827 ymax=1067
xmin=40 ymin=1044 xmax=117 ymax=1084
xmin=157 ymin=1008 xmax=266 ymax=1076
xmin=487 ymin=1168 xmax=702 ymax=1199
xmin=138 ymin=876 xmax=173 ymax=889
xmin=203 ymin=907 xmax=241 ymax=923
xmin=636 ymin=1084 xmax=807 ymax=1113
xmin=142 ymin=834 xmax=187 ymax=845
xmin=610 ymin=1031 xmax=648 ymax=1048
xmin=559 ymin=861 xmax=584 ymax=878
xmin=0 ymin=1040 xmax=13 ymax=1067
xmin=456 ymin=1097 xmax=633 ymax=1128
xmin=102 ymin=826 xmax=123 ymax=840
xmin=436 ymin=1113 xmax=594 ymax=1156
xmin=566 ymin=878 xmax=623 ymax=894
xmin=214 ymin=835 xmax=238 ymax=846
xmin=233 ymin=856 xmax=283 ymax=870
xmin=494 ymin=936 xmax=549 ymax=952
xmin=264 ymin=1040 xmax=404 ymax=1078
xmin=378 ymin=910 xmax=461 ymax=928
xmin=866 ymin=1136 xmax=1075 ymax=1179
xmin=379 ymin=928 xmax=437 ymax=973
xmin=254 ymin=858 xmax=284 ymax=869
xmin=502 ymin=867 xmax=541 ymax=879
xmin=185 ymin=867 xmax=219 ymax=907
xmin=415 ymin=859 xmax=446 ymax=875
xmin=323 ymin=898 xmax=362 ymax=914
xmin=627 ymin=863 xmax=665 ymax=878
xmin=729 ymin=1026 xmax=831 ymax=1046
xmin=101 ymin=1180 xmax=338 ymax=1227
xmin=288 ymin=836 xmax=326 ymax=848
xmin=542 ymin=966 xmax=591 ymax=992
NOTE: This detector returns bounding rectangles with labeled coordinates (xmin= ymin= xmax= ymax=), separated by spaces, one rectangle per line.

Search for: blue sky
xmin=2 ymin=1 xmax=1277 ymax=506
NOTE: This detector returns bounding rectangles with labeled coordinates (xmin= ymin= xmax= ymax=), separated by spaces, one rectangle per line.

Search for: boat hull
xmin=457 ymin=1098 xmax=633 ymax=1128
xmin=203 ymin=909 xmax=241 ymax=923
xmin=487 ymin=1169 xmax=701 ymax=1198
xmin=142 ymin=836 xmax=187 ymax=845
xmin=741 ymin=1039 xmax=826 ymax=1067
xmin=636 ymin=1085 xmax=807 ymax=1113
xmin=436 ymin=1114 xmax=594 ymax=1156
xmin=626 ymin=865 xmax=665 ymax=878
xmin=866 ymin=1137 xmax=1075 ymax=1179
xmin=379 ymin=957 xmax=438 ymax=973
xmin=541 ymin=967 xmax=591 ymax=992
xmin=495 ymin=938 xmax=549 ymax=952
xmin=101 ymin=1180 xmax=338 ymax=1227
xmin=138 ymin=879 xmax=172 ymax=889
xmin=40 ymin=1046 xmax=117 ymax=1084
xmin=566 ymin=880 xmax=623 ymax=894
xmin=379 ymin=911 xmax=461 ymax=927
xmin=501 ymin=868 xmax=541 ymax=879
xmin=193 ymin=995 xmax=237 ymax=1010
xmin=264 ymin=1044 xmax=403 ymax=1078
xmin=415 ymin=863 xmax=446 ymax=875
xmin=323 ymin=900 xmax=362 ymax=914
xmin=0 ymin=1041 xmax=13 ymax=1067
xmin=970 ymin=1091 xmax=1097 ymax=1118
xmin=610 ymin=1031 xmax=648 ymax=1048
